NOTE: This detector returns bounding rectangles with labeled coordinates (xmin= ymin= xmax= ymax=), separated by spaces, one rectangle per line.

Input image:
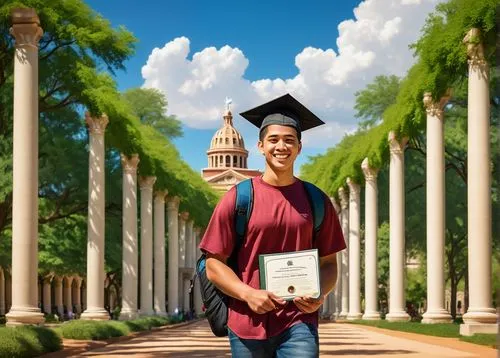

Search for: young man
xmin=199 ymin=94 xmax=346 ymax=357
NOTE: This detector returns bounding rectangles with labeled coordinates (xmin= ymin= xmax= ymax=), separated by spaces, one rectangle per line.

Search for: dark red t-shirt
xmin=199 ymin=176 xmax=346 ymax=339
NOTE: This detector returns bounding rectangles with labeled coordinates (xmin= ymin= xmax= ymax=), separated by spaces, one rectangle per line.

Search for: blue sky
xmin=85 ymin=0 xmax=440 ymax=174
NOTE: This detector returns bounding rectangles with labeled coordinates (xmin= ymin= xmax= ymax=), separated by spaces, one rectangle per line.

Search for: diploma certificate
xmin=259 ymin=249 xmax=321 ymax=300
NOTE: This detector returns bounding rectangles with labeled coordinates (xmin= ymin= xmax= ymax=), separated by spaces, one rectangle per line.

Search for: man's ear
xmin=257 ymin=140 xmax=264 ymax=155
xmin=298 ymin=141 xmax=302 ymax=155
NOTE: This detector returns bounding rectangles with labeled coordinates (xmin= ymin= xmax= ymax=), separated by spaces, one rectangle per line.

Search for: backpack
xmin=194 ymin=178 xmax=325 ymax=337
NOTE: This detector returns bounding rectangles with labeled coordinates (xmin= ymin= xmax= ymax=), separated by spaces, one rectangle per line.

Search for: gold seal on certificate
xmin=259 ymin=249 xmax=321 ymax=300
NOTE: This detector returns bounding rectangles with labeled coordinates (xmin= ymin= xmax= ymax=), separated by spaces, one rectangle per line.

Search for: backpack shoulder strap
xmin=233 ymin=178 xmax=253 ymax=252
xmin=302 ymin=181 xmax=325 ymax=241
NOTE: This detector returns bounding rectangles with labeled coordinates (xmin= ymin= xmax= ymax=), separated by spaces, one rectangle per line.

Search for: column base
xmin=337 ymin=310 xmax=349 ymax=320
xmin=119 ymin=310 xmax=139 ymax=321
xmin=80 ymin=308 xmax=110 ymax=321
xmin=462 ymin=308 xmax=497 ymax=325
xmin=6 ymin=308 xmax=45 ymax=326
xmin=362 ymin=311 xmax=380 ymax=320
xmin=346 ymin=312 xmax=363 ymax=320
xmin=460 ymin=323 xmax=498 ymax=336
xmin=139 ymin=309 xmax=155 ymax=317
xmin=155 ymin=311 xmax=168 ymax=317
xmin=386 ymin=311 xmax=410 ymax=322
xmin=421 ymin=309 xmax=452 ymax=324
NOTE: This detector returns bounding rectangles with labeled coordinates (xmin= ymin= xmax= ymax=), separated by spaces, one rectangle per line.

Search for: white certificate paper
xmin=259 ymin=249 xmax=321 ymax=300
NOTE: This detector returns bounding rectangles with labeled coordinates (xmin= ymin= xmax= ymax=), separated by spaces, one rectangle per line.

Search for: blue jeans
xmin=228 ymin=323 xmax=319 ymax=358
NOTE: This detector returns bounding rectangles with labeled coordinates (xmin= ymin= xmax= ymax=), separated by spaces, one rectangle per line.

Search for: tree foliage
xmin=0 ymin=0 xmax=220 ymax=277
xmin=123 ymin=88 xmax=183 ymax=139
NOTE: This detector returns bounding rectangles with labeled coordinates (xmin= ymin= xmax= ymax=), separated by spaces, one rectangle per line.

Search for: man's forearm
xmin=206 ymin=257 xmax=252 ymax=302
xmin=320 ymin=261 xmax=338 ymax=297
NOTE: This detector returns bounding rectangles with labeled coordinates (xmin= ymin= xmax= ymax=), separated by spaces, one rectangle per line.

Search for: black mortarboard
xmin=239 ymin=93 xmax=324 ymax=140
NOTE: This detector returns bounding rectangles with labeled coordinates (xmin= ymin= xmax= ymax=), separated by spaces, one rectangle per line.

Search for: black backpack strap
xmin=303 ymin=181 xmax=325 ymax=244
xmin=228 ymin=179 xmax=253 ymax=268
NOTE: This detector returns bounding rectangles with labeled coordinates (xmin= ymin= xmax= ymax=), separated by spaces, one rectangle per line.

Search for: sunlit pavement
xmin=69 ymin=319 xmax=495 ymax=357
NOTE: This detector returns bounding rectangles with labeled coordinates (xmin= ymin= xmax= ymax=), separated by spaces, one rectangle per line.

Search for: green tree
xmin=123 ymin=88 xmax=183 ymax=139
xmin=354 ymin=75 xmax=401 ymax=130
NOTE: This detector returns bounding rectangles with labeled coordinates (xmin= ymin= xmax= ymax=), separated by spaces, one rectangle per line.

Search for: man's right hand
xmin=243 ymin=289 xmax=286 ymax=314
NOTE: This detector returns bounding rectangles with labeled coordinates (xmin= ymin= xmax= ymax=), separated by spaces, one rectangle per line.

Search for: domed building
xmin=202 ymin=101 xmax=261 ymax=192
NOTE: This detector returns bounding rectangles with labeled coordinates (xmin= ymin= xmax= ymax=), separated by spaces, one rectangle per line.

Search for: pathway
xmin=66 ymin=320 xmax=495 ymax=357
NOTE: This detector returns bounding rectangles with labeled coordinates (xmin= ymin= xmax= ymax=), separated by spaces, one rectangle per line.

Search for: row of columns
xmin=3 ymin=6 xmax=494 ymax=335
xmin=322 ymin=29 xmax=495 ymax=332
xmin=119 ymin=154 xmax=203 ymax=319
xmin=4 ymin=8 xmax=205 ymax=325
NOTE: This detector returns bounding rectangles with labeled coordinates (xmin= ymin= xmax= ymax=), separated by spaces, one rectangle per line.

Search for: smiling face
xmin=258 ymin=124 xmax=302 ymax=176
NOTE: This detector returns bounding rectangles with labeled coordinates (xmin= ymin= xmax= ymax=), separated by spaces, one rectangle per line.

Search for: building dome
xmin=206 ymin=108 xmax=249 ymax=169
xmin=209 ymin=111 xmax=246 ymax=150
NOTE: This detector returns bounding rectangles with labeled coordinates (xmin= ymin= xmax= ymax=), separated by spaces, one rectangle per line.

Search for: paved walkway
xmin=64 ymin=320 xmax=495 ymax=357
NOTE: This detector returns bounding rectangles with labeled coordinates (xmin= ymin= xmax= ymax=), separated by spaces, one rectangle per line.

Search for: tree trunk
xmin=450 ymin=275 xmax=457 ymax=319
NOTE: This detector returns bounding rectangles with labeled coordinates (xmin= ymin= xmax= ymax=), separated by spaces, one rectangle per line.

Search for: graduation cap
xmin=239 ymin=93 xmax=324 ymax=140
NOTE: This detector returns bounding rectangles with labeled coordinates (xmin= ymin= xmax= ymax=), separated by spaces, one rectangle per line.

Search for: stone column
xmin=422 ymin=93 xmax=452 ymax=324
xmin=42 ymin=276 xmax=51 ymax=314
xmin=63 ymin=276 xmax=73 ymax=316
xmin=81 ymin=113 xmax=109 ymax=321
xmin=120 ymin=154 xmax=140 ymax=320
xmin=346 ymin=178 xmax=362 ymax=320
xmin=72 ymin=277 xmax=82 ymax=314
xmin=0 ymin=268 xmax=5 ymax=315
xmin=460 ymin=29 xmax=497 ymax=335
xmin=338 ymin=188 xmax=349 ymax=319
xmin=386 ymin=131 xmax=410 ymax=322
xmin=139 ymin=176 xmax=156 ymax=316
xmin=179 ymin=212 xmax=188 ymax=268
xmin=183 ymin=278 xmax=190 ymax=312
xmin=6 ymin=8 xmax=44 ymax=326
xmin=167 ymin=197 xmax=180 ymax=314
xmin=362 ymin=158 xmax=380 ymax=320
xmin=193 ymin=228 xmax=204 ymax=316
xmin=331 ymin=198 xmax=342 ymax=318
xmin=186 ymin=220 xmax=195 ymax=268
xmin=54 ymin=276 xmax=64 ymax=317
xmin=154 ymin=190 xmax=167 ymax=316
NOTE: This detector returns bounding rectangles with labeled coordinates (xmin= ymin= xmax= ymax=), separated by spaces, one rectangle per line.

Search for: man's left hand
xmin=293 ymin=295 xmax=324 ymax=313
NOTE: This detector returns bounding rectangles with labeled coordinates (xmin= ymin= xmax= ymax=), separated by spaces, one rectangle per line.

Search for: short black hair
xmin=258 ymin=126 xmax=301 ymax=142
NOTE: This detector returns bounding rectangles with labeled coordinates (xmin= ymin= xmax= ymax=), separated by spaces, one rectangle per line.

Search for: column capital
xmin=330 ymin=197 xmax=340 ymax=213
xmin=167 ymin=196 xmax=180 ymax=210
xmin=121 ymin=154 xmax=140 ymax=174
xmin=361 ymin=158 xmax=379 ymax=182
xmin=194 ymin=227 xmax=201 ymax=235
xmin=73 ymin=276 xmax=82 ymax=287
xmin=139 ymin=176 xmax=156 ymax=190
xmin=53 ymin=276 xmax=63 ymax=285
xmin=463 ymin=28 xmax=487 ymax=68
xmin=338 ymin=187 xmax=348 ymax=209
xmin=42 ymin=274 xmax=53 ymax=284
xmin=10 ymin=8 xmax=43 ymax=48
xmin=154 ymin=190 xmax=168 ymax=202
xmin=179 ymin=211 xmax=189 ymax=221
xmin=346 ymin=177 xmax=360 ymax=194
xmin=85 ymin=113 xmax=109 ymax=135
xmin=423 ymin=91 xmax=451 ymax=120
xmin=388 ymin=131 xmax=408 ymax=155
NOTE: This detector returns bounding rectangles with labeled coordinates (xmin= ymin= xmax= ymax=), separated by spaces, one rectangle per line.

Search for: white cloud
xmin=141 ymin=0 xmax=442 ymax=154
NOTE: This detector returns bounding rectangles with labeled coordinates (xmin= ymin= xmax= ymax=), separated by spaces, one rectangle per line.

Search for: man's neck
xmin=261 ymin=168 xmax=296 ymax=186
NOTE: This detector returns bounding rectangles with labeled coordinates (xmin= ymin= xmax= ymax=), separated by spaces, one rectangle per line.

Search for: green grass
xmin=0 ymin=326 xmax=62 ymax=357
xmin=57 ymin=316 xmax=175 ymax=340
xmin=349 ymin=320 xmax=460 ymax=337
xmin=459 ymin=334 xmax=498 ymax=348
xmin=349 ymin=320 xmax=498 ymax=349
xmin=59 ymin=320 xmax=131 ymax=340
